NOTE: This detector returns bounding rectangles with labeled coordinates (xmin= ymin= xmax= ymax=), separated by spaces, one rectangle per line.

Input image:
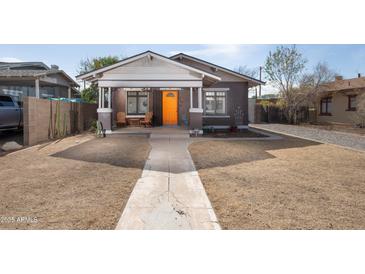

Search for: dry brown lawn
xmin=0 ymin=133 xmax=150 ymax=229
xmin=189 ymin=136 xmax=365 ymax=229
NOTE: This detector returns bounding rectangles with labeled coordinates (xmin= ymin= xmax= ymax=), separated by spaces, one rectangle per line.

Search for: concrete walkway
xmin=251 ymin=123 xmax=365 ymax=152
xmin=116 ymin=129 xmax=220 ymax=229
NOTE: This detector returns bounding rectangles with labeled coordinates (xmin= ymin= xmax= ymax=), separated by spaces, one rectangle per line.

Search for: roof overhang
xmin=170 ymin=53 xmax=265 ymax=87
xmin=36 ymin=70 xmax=79 ymax=87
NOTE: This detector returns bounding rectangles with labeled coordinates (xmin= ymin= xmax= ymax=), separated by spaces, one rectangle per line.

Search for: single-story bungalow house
xmin=76 ymin=51 xmax=264 ymax=134
xmin=0 ymin=62 xmax=79 ymax=101
xmin=317 ymin=75 xmax=365 ymax=125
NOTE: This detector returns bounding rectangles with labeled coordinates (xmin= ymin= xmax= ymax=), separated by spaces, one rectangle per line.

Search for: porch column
xmin=107 ymin=87 xmax=111 ymax=108
xmin=101 ymin=87 xmax=105 ymax=108
xmin=98 ymin=87 xmax=102 ymax=108
xmin=97 ymin=86 xmax=112 ymax=132
xmin=189 ymin=86 xmax=203 ymax=136
xmin=68 ymin=87 xmax=71 ymax=99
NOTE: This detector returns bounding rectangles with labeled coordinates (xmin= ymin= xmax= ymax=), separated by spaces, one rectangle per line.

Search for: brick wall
xmin=23 ymin=97 xmax=97 ymax=146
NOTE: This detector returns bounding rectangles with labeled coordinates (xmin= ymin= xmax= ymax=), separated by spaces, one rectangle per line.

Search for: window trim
xmin=347 ymin=95 xmax=357 ymax=111
xmin=203 ymin=90 xmax=227 ymax=116
xmin=320 ymin=97 xmax=332 ymax=116
xmin=126 ymin=90 xmax=148 ymax=115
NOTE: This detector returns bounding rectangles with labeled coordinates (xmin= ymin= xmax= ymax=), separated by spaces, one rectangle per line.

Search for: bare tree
xmin=300 ymin=62 xmax=336 ymax=106
xmin=264 ymin=45 xmax=307 ymax=123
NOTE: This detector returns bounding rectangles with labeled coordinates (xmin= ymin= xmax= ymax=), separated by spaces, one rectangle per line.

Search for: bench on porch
xmin=117 ymin=112 xmax=153 ymax=127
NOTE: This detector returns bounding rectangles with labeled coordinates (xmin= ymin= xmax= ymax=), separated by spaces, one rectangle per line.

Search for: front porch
xmin=97 ymin=87 xmax=203 ymax=133
xmin=96 ymin=86 xmax=206 ymax=133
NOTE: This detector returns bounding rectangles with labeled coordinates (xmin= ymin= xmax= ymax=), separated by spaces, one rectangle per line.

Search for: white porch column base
xmin=97 ymin=108 xmax=113 ymax=113
xmin=189 ymin=108 xmax=203 ymax=134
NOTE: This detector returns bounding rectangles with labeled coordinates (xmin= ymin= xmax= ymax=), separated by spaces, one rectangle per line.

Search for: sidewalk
xmin=116 ymin=129 xmax=220 ymax=229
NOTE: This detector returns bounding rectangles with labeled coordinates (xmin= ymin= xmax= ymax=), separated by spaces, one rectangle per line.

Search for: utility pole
xmin=259 ymin=66 xmax=262 ymax=98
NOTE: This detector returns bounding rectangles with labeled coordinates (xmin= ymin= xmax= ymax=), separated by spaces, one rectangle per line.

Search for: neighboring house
xmin=0 ymin=62 xmax=79 ymax=101
xmin=76 ymin=51 xmax=264 ymax=134
xmin=317 ymin=75 xmax=365 ymax=125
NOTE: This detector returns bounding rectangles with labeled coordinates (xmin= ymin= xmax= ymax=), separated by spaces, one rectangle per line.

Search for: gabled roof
xmin=76 ymin=51 xmax=221 ymax=82
xmin=170 ymin=53 xmax=265 ymax=86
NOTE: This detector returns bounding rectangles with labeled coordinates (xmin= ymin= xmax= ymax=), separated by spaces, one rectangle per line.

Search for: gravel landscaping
xmin=250 ymin=123 xmax=365 ymax=151
xmin=0 ymin=133 xmax=150 ymax=229
xmin=189 ymin=136 xmax=365 ymax=229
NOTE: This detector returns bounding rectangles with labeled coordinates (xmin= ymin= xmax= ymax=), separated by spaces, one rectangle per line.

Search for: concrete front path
xmin=116 ymin=128 xmax=220 ymax=230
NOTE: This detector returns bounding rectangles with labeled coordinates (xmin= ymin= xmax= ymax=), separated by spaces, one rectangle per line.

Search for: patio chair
xmin=141 ymin=112 xmax=153 ymax=127
xmin=116 ymin=112 xmax=127 ymax=127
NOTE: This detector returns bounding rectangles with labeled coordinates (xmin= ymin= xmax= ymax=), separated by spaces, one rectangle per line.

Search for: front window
xmin=347 ymin=95 xmax=357 ymax=111
xmin=204 ymin=91 xmax=226 ymax=115
xmin=127 ymin=91 xmax=148 ymax=115
xmin=320 ymin=97 xmax=332 ymax=115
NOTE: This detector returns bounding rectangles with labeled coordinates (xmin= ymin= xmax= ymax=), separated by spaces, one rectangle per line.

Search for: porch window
xmin=204 ymin=91 xmax=226 ymax=115
xmin=127 ymin=91 xmax=148 ymax=115
xmin=347 ymin=95 xmax=357 ymax=111
xmin=320 ymin=97 xmax=332 ymax=115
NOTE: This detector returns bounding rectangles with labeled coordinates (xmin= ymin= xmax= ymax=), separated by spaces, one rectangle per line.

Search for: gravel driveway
xmin=251 ymin=123 xmax=365 ymax=151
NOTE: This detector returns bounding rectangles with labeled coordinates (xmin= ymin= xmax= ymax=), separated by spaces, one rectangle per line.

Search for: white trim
xmin=159 ymin=88 xmax=182 ymax=91
xmin=203 ymin=88 xmax=230 ymax=92
xmin=77 ymin=51 xmax=221 ymax=82
xmin=98 ymin=80 xmax=202 ymax=88
xmin=97 ymin=108 xmax=112 ymax=113
xmin=189 ymin=108 xmax=203 ymax=113
xmin=203 ymin=115 xmax=230 ymax=118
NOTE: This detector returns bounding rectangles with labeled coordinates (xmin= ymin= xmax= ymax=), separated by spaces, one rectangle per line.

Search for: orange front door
xmin=162 ymin=90 xmax=178 ymax=125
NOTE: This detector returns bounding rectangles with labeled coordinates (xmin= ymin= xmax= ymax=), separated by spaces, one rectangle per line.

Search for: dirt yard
xmin=189 ymin=136 xmax=365 ymax=229
xmin=0 ymin=133 xmax=150 ymax=229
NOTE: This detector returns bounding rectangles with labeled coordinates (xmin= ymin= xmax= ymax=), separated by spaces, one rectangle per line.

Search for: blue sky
xmin=1 ymin=44 xmax=365 ymax=94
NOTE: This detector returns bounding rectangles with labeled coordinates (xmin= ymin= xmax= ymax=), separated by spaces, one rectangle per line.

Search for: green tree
xmin=264 ymin=45 xmax=307 ymax=123
xmin=78 ymin=55 xmax=122 ymax=103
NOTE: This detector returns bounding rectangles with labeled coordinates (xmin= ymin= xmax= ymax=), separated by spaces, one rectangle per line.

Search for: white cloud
xmin=169 ymin=45 xmax=255 ymax=59
xmin=0 ymin=57 xmax=23 ymax=62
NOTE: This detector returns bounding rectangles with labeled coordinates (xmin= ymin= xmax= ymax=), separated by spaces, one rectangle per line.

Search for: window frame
xmin=320 ymin=97 xmax=332 ymax=116
xmin=347 ymin=95 xmax=357 ymax=111
xmin=203 ymin=90 xmax=227 ymax=116
xmin=126 ymin=90 xmax=148 ymax=115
